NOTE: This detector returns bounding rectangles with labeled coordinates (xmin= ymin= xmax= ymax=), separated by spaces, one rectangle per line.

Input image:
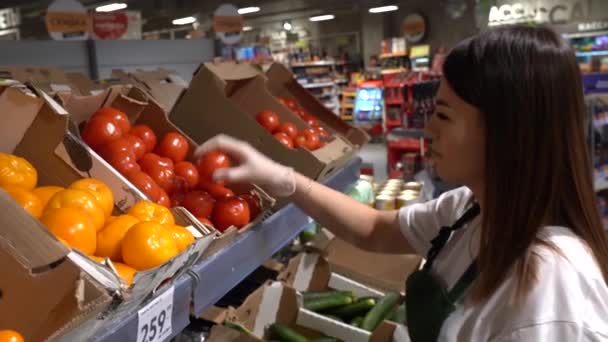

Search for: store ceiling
xmin=0 ymin=0 xmax=376 ymax=39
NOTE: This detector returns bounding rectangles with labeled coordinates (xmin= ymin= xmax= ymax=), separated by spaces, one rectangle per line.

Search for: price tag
xmin=137 ymin=286 xmax=174 ymax=342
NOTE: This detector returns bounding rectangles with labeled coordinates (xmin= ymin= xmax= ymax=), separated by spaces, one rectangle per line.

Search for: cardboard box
xmin=265 ymin=63 xmax=370 ymax=148
xmin=0 ymin=189 xmax=113 ymax=341
xmin=170 ymin=62 xmax=357 ymax=181
xmin=0 ymin=65 xmax=80 ymax=96
xmin=65 ymin=72 xmax=102 ymax=96
xmin=111 ymin=68 xmax=188 ymax=113
xmin=0 ymin=82 xmax=216 ymax=319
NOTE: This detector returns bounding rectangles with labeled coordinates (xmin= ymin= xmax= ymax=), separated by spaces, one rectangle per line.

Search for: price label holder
xmin=137 ymin=286 xmax=174 ymax=342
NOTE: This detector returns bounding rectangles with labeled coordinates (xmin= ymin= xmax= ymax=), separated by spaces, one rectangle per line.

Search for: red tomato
xmin=126 ymin=170 xmax=161 ymax=201
xmin=174 ymin=161 xmax=199 ymax=190
xmin=123 ymin=134 xmax=146 ymax=160
xmin=273 ymin=132 xmax=294 ymax=149
xmin=280 ymin=97 xmax=299 ymax=110
xmin=129 ymin=125 xmax=157 ymax=153
xmin=240 ymin=194 xmax=261 ymax=219
xmin=212 ymin=197 xmax=250 ymax=232
xmin=99 ymin=137 xmax=140 ymax=174
xmin=317 ymin=141 xmax=327 ymax=148
xmin=146 ymin=163 xmax=175 ymax=193
xmin=256 ymin=110 xmax=281 ymax=132
xmin=294 ymin=108 xmax=307 ymax=118
xmin=197 ymin=150 xmax=232 ymax=184
xmin=182 ymin=190 xmax=215 ymax=219
xmin=303 ymin=115 xmax=320 ymax=128
xmin=274 ymin=122 xmax=298 ymax=138
xmin=82 ymin=116 xmax=123 ymax=151
xmin=197 ymin=217 xmax=213 ymax=226
xmin=170 ymin=190 xmax=186 ymax=207
xmin=93 ymin=107 xmax=131 ymax=134
xmin=293 ymin=134 xmax=308 ymax=149
xmin=139 ymin=153 xmax=174 ymax=173
xmin=302 ymin=128 xmax=320 ymax=150
xmin=314 ymin=125 xmax=331 ymax=139
xmin=199 ymin=181 xmax=235 ymax=200
xmin=156 ymin=188 xmax=171 ymax=207
xmin=155 ymin=132 xmax=189 ymax=163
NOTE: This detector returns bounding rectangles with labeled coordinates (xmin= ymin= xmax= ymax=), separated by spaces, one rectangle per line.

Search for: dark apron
xmin=405 ymin=204 xmax=480 ymax=342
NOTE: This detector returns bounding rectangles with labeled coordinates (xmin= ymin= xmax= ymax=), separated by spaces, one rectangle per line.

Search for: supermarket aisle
xmin=358 ymin=142 xmax=388 ymax=181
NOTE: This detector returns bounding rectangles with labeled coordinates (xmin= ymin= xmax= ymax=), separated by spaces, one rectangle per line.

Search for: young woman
xmin=196 ymin=26 xmax=608 ymax=341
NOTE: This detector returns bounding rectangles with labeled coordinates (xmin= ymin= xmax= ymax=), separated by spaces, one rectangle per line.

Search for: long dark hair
xmin=443 ymin=25 xmax=608 ymax=302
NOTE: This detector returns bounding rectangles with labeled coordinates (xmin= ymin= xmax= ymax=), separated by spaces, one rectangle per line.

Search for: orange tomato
xmin=45 ymin=189 xmax=106 ymax=231
xmin=168 ymin=224 xmax=194 ymax=252
xmin=127 ymin=200 xmax=175 ymax=225
xmin=121 ymin=221 xmax=179 ymax=270
xmin=0 ymin=153 xmax=37 ymax=190
xmin=69 ymin=178 xmax=114 ymax=217
xmin=32 ymin=185 xmax=64 ymax=209
xmin=96 ymin=214 xmax=139 ymax=261
xmin=40 ymin=207 xmax=97 ymax=255
xmin=3 ymin=185 xmax=43 ymax=218
xmin=0 ymin=330 xmax=24 ymax=342
xmin=113 ymin=262 xmax=137 ymax=285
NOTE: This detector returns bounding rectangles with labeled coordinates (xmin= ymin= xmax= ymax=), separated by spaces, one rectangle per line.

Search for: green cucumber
xmin=350 ymin=316 xmax=364 ymax=328
xmin=269 ymin=323 xmax=309 ymax=342
xmin=302 ymin=290 xmax=354 ymax=301
xmin=222 ymin=320 xmax=252 ymax=335
xmin=389 ymin=304 xmax=407 ymax=324
xmin=329 ymin=297 xmax=377 ymax=319
xmin=304 ymin=293 xmax=353 ymax=312
xmin=310 ymin=337 xmax=337 ymax=342
xmin=361 ymin=292 xmax=400 ymax=331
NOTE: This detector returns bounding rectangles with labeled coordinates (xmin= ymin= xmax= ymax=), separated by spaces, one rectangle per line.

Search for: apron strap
xmin=446 ymin=261 xmax=478 ymax=303
xmin=423 ymin=203 xmax=480 ymax=271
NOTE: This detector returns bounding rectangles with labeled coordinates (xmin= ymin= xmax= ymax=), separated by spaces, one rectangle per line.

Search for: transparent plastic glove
xmin=194 ymin=134 xmax=296 ymax=198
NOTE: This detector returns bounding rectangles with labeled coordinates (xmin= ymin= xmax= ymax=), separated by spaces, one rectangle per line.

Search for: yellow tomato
xmin=127 ymin=200 xmax=175 ymax=226
xmin=114 ymin=262 xmax=137 ymax=285
xmin=3 ymin=185 xmax=43 ymax=218
xmin=32 ymin=185 xmax=64 ymax=209
xmin=0 ymin=330 xmax=24 ymax=342
xmin=45 ymin=189 xmax=105 ymax=231
xmin=96 ymin=214 xmax=140 ymax=261
xmin=0 ymin=153 xmax=37 ymax=190
xmin=168 ymin=224 xmax=194 ymax=252
xmin=121 ymin=221 xmax=179 ymax=270
xmin=40 ymin=207 xmax=97 ymax=255
xmin=69 ymin=178 xmax=114 ymax=218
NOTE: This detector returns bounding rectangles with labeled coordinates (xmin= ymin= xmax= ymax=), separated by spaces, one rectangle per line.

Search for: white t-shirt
xmin=399 ymin=186 xmax=608 ymax=341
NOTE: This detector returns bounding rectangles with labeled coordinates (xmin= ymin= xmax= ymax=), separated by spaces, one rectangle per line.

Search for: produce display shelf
xmin=189 ymin=157 xmax=362 ymax=316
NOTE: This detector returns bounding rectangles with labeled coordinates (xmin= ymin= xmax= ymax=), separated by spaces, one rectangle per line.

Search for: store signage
xmin=213 ymin=3 xmax=243 ymax=45
xmin=578 ymin=20 xmax=608 ymax=32
xmin=45 ymin=0 xmax=90 ymax=40
xmin=402 ymin=13 xmax=427 ymax=43
xmin=137 ymin=286 xmax=174 ymax=342
xmin=0 ymin=8 xmax=19 ymax=29
xmin=93 ymin=12 xmax=128 ymax=40
xmin=488 ymin=0 xmax=589 ymax=26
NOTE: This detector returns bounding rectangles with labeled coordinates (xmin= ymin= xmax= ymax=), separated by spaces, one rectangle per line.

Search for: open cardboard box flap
xmin=0 ymin=65 xmax=77 ymax=95
xmin=0 ymin=189 xmax=111 ymax=342
xmin=266 ymin=62 xmax=370 ymax=148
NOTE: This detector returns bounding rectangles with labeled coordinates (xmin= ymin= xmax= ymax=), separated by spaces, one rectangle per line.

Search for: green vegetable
xmin=361 ymin=292 xmax=400 ymax=331
xmin=350 ymin=316 xmax=364 ymax=328
xmin=269 ymin=323 xmax=309 ymax=342
xmin=389 ymin=304 xmax=407 ymax=324
xmin=304 ymin=292 xmax=354 ymax=312
xmin=329 ymin=297 xmax=377 ymax=319
xmin=302 ymin=290 xmax=354 ymax=301
xmin=222 ymin=320 xmax=252 ymax=335
xmin=299 ymin=226 xmax=317 ymax=243
xmin=310 ymin=337 xmax=337 ymax=342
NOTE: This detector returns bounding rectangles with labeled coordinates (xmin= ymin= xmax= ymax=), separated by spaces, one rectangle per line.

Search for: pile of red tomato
xmin=81 ymin=107 xmax=261 ymax=232
xmin=255 ymin=97 xmax=332 ymax=151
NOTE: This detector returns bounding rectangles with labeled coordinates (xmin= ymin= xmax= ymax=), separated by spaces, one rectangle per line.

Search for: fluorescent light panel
xmin=309 ymin=14 xmax=334 ymax=22
xmin=369 ymin=5 xmax=398 ymax=13
xmin=243 ymin=26 xmax=253 ymax=31
xmin=238 ymin=6 xmax=260 ymax=14
xmin=95 ymin=3 xmax=127 ymax=12
xmin=172 ymin=16 xmax=197 ymax=25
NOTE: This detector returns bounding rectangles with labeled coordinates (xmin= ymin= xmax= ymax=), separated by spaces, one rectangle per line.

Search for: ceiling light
xmin=283 ymin=21 xmax=292 ymax=31
xmin=172 ymin=16 xmax=197 ymax=25
xmin=369 ymin=5 xmax=399 ymax=13
xmin=95 ymin=3 xmax=127 ymax=12
xmin=238 ymin=7 xmax=260 ymax=15
xmin=243 ymin=26 xmax=253 ymax=31
xmin=309 ymin=14 xmax=335 ymax=22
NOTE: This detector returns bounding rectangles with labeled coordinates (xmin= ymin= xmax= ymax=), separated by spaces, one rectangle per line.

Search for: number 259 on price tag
xmin=137 ymin=286 xmax=174 ymax=342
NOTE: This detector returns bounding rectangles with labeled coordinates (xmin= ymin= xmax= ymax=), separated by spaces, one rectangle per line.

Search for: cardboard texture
xmin=0 ymin=189 xmax=112 ymax=342
xmin=169 ymin=62 xmax=356 ymax=181
xmin=265 ymin=63 xmax=370 ymax=148
xmin=65 ymin=72 xmax=101 ymax=96
xmin=0 ymin=65 xmax=79 ymax=95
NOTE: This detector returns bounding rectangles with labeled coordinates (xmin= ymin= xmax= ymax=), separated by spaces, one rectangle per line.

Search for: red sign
xmin=93 ymin=12 xmax=128 ymax=40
